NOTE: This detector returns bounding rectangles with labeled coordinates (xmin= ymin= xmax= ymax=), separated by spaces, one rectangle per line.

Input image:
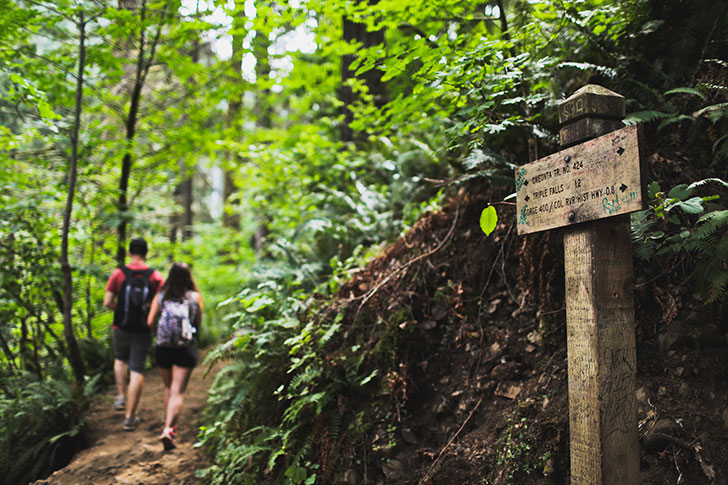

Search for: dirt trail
xmin=35 ymin=357 xmax=220 ymax=485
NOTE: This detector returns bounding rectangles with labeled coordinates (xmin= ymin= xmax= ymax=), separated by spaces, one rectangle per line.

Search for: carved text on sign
xmin=515 ymin=124 xmax=643 ymax=235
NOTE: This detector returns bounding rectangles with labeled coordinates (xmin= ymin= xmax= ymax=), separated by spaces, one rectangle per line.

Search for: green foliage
xmin=632 ymin=179 xmax=728 ymax=302
xmin=624 ymin=82 xmax=728 ymax=144
xmin=0 ymin=372 xmax=101 ymax=484
xmin=198 ymin=259 xmax=376 ymax=482
xmin=492 ymin=414 xmax=553 ymax=484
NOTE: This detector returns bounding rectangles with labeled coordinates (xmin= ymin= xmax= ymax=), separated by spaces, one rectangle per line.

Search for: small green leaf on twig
xmin=480 ymin=206 xmax=498 ymax=236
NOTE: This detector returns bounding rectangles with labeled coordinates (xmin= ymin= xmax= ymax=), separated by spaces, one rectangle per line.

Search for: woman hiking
xmin=147 ymin=262 xmax=203 ymax=450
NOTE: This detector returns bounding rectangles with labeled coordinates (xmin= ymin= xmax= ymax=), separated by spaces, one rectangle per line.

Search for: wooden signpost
xmin=515 ymin=85 xmax=641 ymax=484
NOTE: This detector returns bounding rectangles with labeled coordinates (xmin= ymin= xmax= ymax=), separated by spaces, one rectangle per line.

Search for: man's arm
xmin=104 ymin=291 xmax=117 ymax=310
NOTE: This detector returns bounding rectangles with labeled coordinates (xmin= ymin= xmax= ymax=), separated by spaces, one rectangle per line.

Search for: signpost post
xmin=515 ymin=85 xmax=641 ymax=484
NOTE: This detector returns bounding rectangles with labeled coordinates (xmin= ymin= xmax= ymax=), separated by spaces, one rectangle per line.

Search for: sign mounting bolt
xmin=565 ymin=155 xmax=571 ymax=163
xmin=568 ymin=211 xmax=576 ymax=222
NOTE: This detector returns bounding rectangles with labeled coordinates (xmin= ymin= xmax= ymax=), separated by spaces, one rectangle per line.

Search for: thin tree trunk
xmin=250 ymin=2 xmax=272 ymax=252
xmin=116 ymin=0 xmax=169 ymax=263
xmin=223 ymin=3 xmax=245 ymax=230
xmin=182 ymin=7 xmax=200 ymax=241
xmin=60 ymin=11 xmax=88 ymax=385
xmin=20 ymin=317 xmax=41 ymax=378
xmin=0 ymin=330 xmax=18 ymax=375
xmin=340 ymin=0 xmax=386 ymax=144
xmin=116 ymin=3 xmax=147 ymax=265
xmin=181 ymin=175 xmax=193 ymax=240
xmin=85 ymin=233 xmax=95 ymax=338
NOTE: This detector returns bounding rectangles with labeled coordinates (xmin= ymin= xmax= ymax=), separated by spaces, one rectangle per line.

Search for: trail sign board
xmin=515 ymin=124 xmax=643 ymax=235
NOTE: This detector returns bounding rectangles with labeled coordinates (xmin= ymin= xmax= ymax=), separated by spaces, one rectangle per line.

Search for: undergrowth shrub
xmin=197 ymin=253 xmax=384 ymax=484
xmin=0 ymin=372 xmax=100 ymax=485
xmin=632 ymin=178 xmax=728 ymax=302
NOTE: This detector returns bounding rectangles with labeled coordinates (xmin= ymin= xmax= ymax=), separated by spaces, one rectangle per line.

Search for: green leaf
xmin=665 ymin=87 xmax=706 ymax=101
xmin=673 ymin=197 xmax=706 ymax=214
xmin=480 ymin=206 xmax=498 ymax=236
xmin=667 ymin=184 xmax=691 ymax=200
xmin=360 ymin=369 xmax=378 ymax=386
xmin=647 ymin=181 xmax=662 ymax=198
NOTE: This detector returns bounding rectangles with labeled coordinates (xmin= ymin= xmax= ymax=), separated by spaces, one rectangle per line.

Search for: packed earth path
xmin=34 ymin=353 xmax=221 ymax=485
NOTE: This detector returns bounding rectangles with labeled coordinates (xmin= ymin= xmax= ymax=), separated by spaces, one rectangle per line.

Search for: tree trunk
xmin=115 ymin=0 xmax=169 ymax=263
xmin=340 ymin=0 xmax=387 ymax=144
xmin=84 ymin=233 xmax=96 ymax=338
xmin=250 ymin=1 xmax=273 ymax=252
xmin=20 ymin=317 xmax=41 ymax=378
xmin=116 ymin=3 xmax=147 ymax=265
xmin=60 ymin=11 xmax=88 ymax=386
xmin=223 ymin=2 xmax=245 ymax=230
xmin=171 ymin=3 xmax=200 ymax=243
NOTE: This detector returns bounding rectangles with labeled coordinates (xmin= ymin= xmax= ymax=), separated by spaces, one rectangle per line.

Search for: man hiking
xmin=104 ymin=237 xmax=164 ymax=430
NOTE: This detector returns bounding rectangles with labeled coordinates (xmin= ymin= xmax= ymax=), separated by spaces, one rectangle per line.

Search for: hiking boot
xmin=113 ymin=395 xmax=126 ymax=411
xmin=123 ymin=415 xmax=141 ymax=431
xmin=160 ymin=427 xmax=177 ymax=450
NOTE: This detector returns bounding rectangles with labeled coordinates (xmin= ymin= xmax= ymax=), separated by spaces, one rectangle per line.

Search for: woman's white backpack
xmin=157 ymin=293 xmax=195 ymax=347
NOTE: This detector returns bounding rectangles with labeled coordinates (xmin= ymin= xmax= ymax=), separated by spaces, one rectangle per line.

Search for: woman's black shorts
xmin=155 ymin=345 xmax=197 ymax=369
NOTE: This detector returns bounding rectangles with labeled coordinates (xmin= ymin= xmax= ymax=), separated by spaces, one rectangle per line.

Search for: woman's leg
xmin=158 ymin=366 xmax=172 ymax=419
xmin=164 ymin=365 xmax=193 ymax=430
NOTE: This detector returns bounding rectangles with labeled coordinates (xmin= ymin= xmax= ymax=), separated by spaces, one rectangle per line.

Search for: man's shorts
xmin=155 ymin=345 xmax=198 ymax=369
xmin=113 ymin=328 xmax=152 ymax=373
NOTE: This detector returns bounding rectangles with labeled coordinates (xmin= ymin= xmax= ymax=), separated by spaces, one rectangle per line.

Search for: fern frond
xmin=703 ymin=59 xmax=728 ymax=68
xmin=318 ymin=322 xmax=341 ymax=347
xmin=558 ymin=61 xmax=617 ymax=78
xmin=688 ymin=179 xmax=728 ymax=192
xmin=623 ymin=110 xmax=670 ymax=125
xmin=665 ymin=87 xmax=707 ymax=101
xmin=328 ymin=411 xmax=342 ymax=442
xmin=657 ymin=114 xmax=692 ymax=131
xmin=634 ymin=240 xmax=658 ymax=261
xmin=683 ymin=235 xmax=715 ymax=255
xmin=698 ymin=268 xmax=728 ymax=303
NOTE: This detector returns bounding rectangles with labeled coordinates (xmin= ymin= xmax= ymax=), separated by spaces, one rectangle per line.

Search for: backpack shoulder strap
xmin=121 ymin=266 xmax=153 ymax=279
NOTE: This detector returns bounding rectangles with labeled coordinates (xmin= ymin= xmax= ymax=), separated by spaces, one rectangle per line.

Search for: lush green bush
xmin=0 ymin=372 xmax=101 ymax=484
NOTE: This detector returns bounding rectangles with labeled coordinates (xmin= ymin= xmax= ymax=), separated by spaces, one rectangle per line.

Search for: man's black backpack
xmin=114 ymin=267 xmax=154 ymax=332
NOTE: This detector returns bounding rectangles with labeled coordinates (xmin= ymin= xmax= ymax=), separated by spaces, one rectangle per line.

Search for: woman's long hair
xmin=161 ymin=263 xmax=197 ymax=301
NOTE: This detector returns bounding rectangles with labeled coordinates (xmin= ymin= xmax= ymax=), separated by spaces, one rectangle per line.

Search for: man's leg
xmin=126 ymin=370 xmax=144 ymax=419
xmin=114 ymin=359 xmax=128 ymax=399
xmin=123 ymin=331 xmax=151 ymax=429
xmin=112 ymin=328 xmax=131 ymax=410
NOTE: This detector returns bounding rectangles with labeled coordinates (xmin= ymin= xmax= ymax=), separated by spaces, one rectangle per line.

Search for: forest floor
xmin=33 ymin=355 xmax=220 ymax=485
